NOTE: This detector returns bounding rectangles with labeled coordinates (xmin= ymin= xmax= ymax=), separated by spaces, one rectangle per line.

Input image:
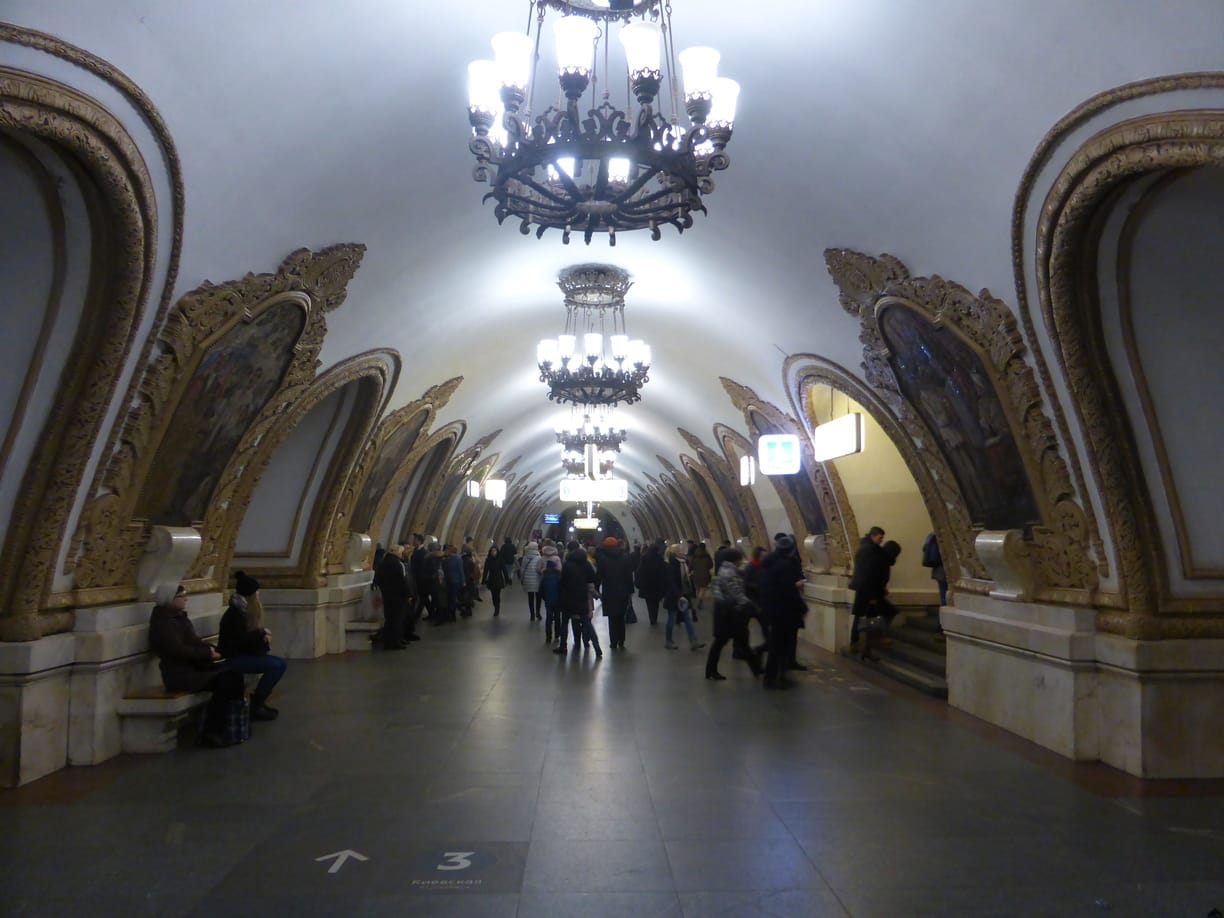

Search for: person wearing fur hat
xmin=148 ymin=583 xmax=246 ymax=745
xmin=219 ymin=571 xmax=287 ymax=720
xmin=518 ymin=540 xmax=542 ymax=620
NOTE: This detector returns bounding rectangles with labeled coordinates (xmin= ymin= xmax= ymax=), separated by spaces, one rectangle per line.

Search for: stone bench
xmin=115 ymin=688 xmax=210 ymax=753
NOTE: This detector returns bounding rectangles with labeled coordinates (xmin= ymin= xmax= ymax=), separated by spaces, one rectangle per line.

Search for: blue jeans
xmin=225 ymin=654 xmax=287 ymax=703
xmin=665 ymin=606 xmax=698 ymax=645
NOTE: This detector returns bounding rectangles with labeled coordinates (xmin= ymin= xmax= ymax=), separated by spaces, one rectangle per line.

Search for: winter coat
xmin=761 ymin=548 xmax=807 ymax=628
xmin=559 ymin=548 xmax=595 ymax=614
xmin=443 ymin=552 xmax=465 ymax=590
xmin=376 ymin=551 xmax=412 ymax=608
xmin=537 ymin=545 xmax=563 ymax=604
xmin=636 ymin=547 xmax=667 ymax=601
xmin=482 ymin=553 xmax=506 ymax=591
xmin=664 ymin=555 xmax=695 ymax=612
xmin=850 ymin=537 xmax=890 ymax=615
xmin=148 ymin=603 xmax=221 ymax=693
xmin=689 ymin=550 xmax=714 ymax=588
xmin=712 ymin=560 xmax=756 ymax=622
xmin=594 ymin=544 xmax=634 ymax=615
xmin=519 ymin=548 xmax=542 ymax=591
xmin=217 ymin=594 xmax=269 ymax=658
xmin=500 ymin=540 xmax=517 ymax=569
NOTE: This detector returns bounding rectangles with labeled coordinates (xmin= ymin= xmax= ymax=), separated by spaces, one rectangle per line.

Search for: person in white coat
xmin=519 ymin=541 xmax=542 ymax=621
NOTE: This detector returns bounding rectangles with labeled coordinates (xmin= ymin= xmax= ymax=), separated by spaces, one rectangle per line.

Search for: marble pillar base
xmin=943 ymin=593 xmax=1224 ymax=778
xmin=260 ymin=572 xmax=373 ymax=658
xmin=0 ymin=600 xmax=224 ymax=786
xmin=798 ymin=575 xmax=938 ymax=654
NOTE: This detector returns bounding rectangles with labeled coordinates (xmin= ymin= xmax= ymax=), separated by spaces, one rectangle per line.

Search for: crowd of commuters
xmin=146 ymin=524 xmax=928 ymax=750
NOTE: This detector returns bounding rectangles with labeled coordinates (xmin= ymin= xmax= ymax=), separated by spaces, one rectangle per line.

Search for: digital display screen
xmin=543 ymin=513 xmax=561 ymax=524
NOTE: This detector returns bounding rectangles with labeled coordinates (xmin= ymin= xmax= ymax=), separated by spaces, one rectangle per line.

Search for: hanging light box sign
xmin=757 ymin=434 xmax=801 ymax=475
xmin=484 ymin=479 xmax=507 ymax=502
xmin=811 ymin=412 xmax=864 ymax=462
xmin=559 ymin=478 xmax=629 ymax=503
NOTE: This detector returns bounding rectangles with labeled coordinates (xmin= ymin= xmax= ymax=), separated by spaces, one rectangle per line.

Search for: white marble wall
xmin=0 ymin=599 xmax=224 ymax=786
xmin=943 ymin=592 xmax=1224 ymax=778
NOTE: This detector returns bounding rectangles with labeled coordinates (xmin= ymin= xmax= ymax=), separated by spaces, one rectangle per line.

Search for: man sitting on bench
xmin=148 ymin=583 xmax=245 ymax=747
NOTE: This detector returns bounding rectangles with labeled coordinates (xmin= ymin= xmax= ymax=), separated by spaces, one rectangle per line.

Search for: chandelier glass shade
xmin=538 ymin=263 xmax=649 ymax=407
xmin=467 ymin=0 xmax=739 ymax=245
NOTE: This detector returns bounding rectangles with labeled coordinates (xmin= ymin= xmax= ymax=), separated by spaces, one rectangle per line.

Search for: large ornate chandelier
xmin=538 ymin=263 xmax=650 ymax=407
xmin=467 ymin=0 xmax=739 ymax=245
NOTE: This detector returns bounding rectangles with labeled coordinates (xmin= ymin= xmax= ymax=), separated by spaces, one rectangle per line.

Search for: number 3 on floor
xmin=437 ymin=851 xmax=475 ymax=871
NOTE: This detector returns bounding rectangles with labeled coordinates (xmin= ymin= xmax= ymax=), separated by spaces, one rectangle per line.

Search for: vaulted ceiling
xmin=6 ymin=0 xmax=1222 ymax=512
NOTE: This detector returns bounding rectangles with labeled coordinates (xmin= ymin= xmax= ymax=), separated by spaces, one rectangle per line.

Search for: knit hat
xmin=235 ymin=570 xmax=261 ymax=597
xmin=775 ymin=536 xmax=796 ymax=553
xmin=154 ymin=583 xmax=185 ymax=606
xmin=602 ymin=537 xmax=618 ymax=547
xmin=526 ymin=541 xmax=539 ymax=551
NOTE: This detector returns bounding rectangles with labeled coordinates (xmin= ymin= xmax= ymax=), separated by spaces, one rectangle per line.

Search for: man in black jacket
xmin=409 ymin=533 xmax=431 ymax=625
xmin=555 ymin=542 xmax=599 ymax=656
xmin=849 ymin=526 xmax=889 ymax=658
xmin=760 ymin=536 xmax=806 ymax=689
xmin=375 ymin=545 xmax=411 ymax=649
xmin=595 ymin=537 xmax=634 ymax=650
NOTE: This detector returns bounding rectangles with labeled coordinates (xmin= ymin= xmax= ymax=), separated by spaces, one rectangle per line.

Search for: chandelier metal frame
xmin=538 ymin=263 xmax=650 ymax=407
xmin=467 ymin=0 xmax=738 ymax=245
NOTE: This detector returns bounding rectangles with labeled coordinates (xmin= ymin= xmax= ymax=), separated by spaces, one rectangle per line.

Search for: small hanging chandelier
xmin=556 ymin=413 xmax=627 ymax=452
xmin=538 ymin=263 xmax=650 ymax=407
xmin=467 ymin=0 xmax=739 ymax=245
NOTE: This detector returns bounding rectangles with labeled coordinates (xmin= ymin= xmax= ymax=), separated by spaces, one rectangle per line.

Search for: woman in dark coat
xmin=595 ymin=537 xmax=634 ymax=650
xmin=218 ymin=571 xmax=287 ymax=720
xmin=148 ymin=583 xmax=245 ymax=746
xmin=555 ymin=543 xmax=600 ymax=656
xmin=635 ymin=541 xmax=667 ymax=625
xmin=482 ymin=546 xmax=506 ymax=616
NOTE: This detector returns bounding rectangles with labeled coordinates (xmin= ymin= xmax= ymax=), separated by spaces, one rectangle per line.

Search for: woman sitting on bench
xmin=218 ymin=572 xmax=286 ymax=721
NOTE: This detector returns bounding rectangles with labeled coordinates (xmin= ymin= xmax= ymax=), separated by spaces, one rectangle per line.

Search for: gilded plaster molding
xmin=1010 ymin=74 xmax=1224 ymax=595
xmin=825 ymin=249 xmax=1099 ymax=602
xmin=717 ymin=377 xmax=856 ymax=571
xmin=677 ymin=427 xmax=769 ymax=547
xmin=326 ymin=376 xmax=462 ymax=565
xmin=1028 ymin=108 xmax=1224 ymax=636
xmin=678 ymin=454 xmax=733 ymax=542
xmin=424 ymin=432 xmax=502 ymax=539
xmin=231 ymin=350 xmax=398 ymax=588
xmin=656 ymin=456 xmax=723 ymax=542
xmin=377 ymin=422 xmax=464 ymax=549
xmin=710 ymin=424 xmax=773 ymax=549
xmin=0 ymin=58 xmax=179 ymax=638
xmin=782 ymin=354 xmax=975 ymax=583
xmin=71 ymin=244 xmax=366 ymax=599
xmin=447 ymin=453 xmax=502 ymax=545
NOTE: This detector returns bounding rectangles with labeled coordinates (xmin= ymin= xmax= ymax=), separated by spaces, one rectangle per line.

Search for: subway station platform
xmin=4 ymin=604 xmax=1224 ymax=917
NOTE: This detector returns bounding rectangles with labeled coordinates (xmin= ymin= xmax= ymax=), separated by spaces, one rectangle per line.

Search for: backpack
xmin=921 ymin=534 xmax=940 ymax=568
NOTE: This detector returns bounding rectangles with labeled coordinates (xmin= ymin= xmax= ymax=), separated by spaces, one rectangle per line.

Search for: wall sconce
xmin=739 ymin=454 xmax=756 ymax=486
xmin=466 ymin=480 xmax=482 ymax=497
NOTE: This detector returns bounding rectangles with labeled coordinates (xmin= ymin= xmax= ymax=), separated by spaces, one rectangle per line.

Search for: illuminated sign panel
xmin=757 ymin=434 xmax=801 ymax=474
xmin=811 ymin=412 xmax=864 ymax=462
xmin=559 ymin=478 xmax=628 ymax=502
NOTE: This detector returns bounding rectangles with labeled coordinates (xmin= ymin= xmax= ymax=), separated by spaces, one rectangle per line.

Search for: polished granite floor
xmin=4 ymin=601 xmax=1224 ymax=917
